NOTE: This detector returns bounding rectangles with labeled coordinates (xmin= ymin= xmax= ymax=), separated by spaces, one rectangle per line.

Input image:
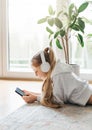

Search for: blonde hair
xmin=32 ymin=47 xmax=61 ymax=108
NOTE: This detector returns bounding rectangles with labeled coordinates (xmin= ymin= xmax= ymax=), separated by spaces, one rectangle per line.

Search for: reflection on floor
xmin=0 ymin=79 xmax=42 ymax=120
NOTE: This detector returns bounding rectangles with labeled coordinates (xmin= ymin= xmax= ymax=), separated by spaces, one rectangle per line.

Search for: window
xmin=71 ymin=0 xmax=92 ymax=80
xmin=0 ymin=0 xmax=92 ymax=80
xmin=0 ymin=0 xmax=56 ymax=78
xmin=72 ymin=0 xmax=92 ymax=72
xmin=8 ymin=0 xmax=56 ymax=72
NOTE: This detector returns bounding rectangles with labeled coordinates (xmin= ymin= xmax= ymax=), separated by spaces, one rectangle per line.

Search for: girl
xmin=22 ymin=47 xmax=92 ymax=108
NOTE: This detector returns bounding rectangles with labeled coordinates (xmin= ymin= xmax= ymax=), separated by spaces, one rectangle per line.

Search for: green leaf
xmin=47 ymin=18 xmax=54 ymax=26
xmin=86 ymin=34 xmax=92 ymax=39
xmin=69 ymin=16 xmax=77 ymax=28
xmin=69 ymin=3 xmax=75 ymax=20
xmin=78 ymin=18 xmax=85 ymax=33
xmin=54 ymin=18 xmax=63 ymax=28
xmin=77 ymin=33 xmax=84 ymax=47
xmin=37 ymin=17 xmax=47 ymax=24
xmin=60 ymin=30 xmax=65 ymax=37
xmin=49 ymin=34 xmax=52 ymax=39
xmin=78 ymin=26 xmax=84 ymax=33
xmin=48 ymin=5 xmax=55 ymax=15
xmin=71 ymin=24 xmax=80 ymax=31
xmin=87 ymin=34 xmax=92 ymax=37
xmin=54 ymin=31 xmax=60 ymax=39
xmin=46 ymin=27 xmax=54 ymax=34
xmin=78 ymin=2 xmax=89 ymax=13
xmin=56 ymin=39 xmax=62 ymax=49
xmin=78 ymin=18 xmax=85 ymax=29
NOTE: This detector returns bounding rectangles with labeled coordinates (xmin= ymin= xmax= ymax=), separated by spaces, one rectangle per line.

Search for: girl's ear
xmin=40 ymin=51 xmax=50 ymax=72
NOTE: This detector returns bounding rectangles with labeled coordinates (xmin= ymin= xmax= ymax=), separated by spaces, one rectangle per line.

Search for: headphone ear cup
xmin=40 ymin=51 xmax=50 ymax=72
xmin=40 ymin=62 xmax=50 ymax=72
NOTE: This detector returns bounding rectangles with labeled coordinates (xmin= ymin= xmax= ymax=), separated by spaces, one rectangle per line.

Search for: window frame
xmin=0 ymin=0 xmax=3 ymax=77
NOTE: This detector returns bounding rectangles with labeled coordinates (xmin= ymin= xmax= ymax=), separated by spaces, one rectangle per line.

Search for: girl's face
xmin=32 ymin=65 xmax=47 ymax=80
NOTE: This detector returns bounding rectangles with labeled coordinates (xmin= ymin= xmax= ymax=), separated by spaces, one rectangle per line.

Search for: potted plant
xmin=37 ymin=1 xmax=89 ymax=65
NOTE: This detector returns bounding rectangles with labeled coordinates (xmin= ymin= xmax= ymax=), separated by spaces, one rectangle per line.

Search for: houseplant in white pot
xmin=37 ymin=2 xmax=90 ymax=75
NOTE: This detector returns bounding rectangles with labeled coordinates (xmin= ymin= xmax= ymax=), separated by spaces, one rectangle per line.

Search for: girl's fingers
xmin=23 ymin=90 xmax=31 ymax=95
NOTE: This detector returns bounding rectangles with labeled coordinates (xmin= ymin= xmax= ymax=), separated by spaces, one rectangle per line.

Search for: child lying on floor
xmin=22 ymin=47 xmax=92 ymax=108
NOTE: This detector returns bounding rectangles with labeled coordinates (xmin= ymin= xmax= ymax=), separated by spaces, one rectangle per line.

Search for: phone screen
xmin=15 ymin=87 xmax=25 ymax=96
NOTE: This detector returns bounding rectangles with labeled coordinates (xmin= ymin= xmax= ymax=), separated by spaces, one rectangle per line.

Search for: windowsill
xmin=9 ymin=68 xmax=33 ymax=72
xmin=80 ymin=69 xmax=92 ymax=74
xmin=80 ymin=69 xmax=92 ymax=81
xmin=1 ymin=68 xmax=92 ymax=81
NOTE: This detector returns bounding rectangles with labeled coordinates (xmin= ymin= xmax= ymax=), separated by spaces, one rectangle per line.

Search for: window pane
xmin=71 ymin=0 xmax=92 ymax=70
xmin=8 ymin=0 xmax=56 ymax=72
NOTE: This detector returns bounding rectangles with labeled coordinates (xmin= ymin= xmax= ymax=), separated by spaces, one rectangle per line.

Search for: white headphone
xmin=40 ymin=51 xmax=50 ymax=72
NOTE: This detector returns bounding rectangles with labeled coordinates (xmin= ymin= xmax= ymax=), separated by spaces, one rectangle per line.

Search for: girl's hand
xmin=23 ymin=90 xmax=31 ymax=96
xmin=22 ymin=90 xmax=37 ymax=103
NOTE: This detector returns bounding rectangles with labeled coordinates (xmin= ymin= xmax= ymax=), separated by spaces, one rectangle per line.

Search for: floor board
xmin=0 ymin=80 xmax=42 ymax=119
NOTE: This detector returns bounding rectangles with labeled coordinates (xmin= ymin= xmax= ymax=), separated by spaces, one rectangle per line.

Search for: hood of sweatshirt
xmin=51 ymin=60 xmax=73 ymax=78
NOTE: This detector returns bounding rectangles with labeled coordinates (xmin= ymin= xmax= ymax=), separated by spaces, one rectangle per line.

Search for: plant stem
xmin=65 ymin=32 xmax=69 ymax=64
xmin=61 ymin=37 xmax=67 ymax=63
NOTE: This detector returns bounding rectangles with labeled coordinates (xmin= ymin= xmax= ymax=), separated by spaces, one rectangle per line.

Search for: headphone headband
xmin=40 ymin=51 xmax=50 ymax=72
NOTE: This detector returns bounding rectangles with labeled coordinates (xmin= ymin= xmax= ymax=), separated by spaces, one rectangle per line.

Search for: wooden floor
xmin=0 ymin=79 xmax=42 ymax=120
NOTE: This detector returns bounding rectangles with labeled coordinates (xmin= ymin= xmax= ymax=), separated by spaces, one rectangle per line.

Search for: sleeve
xmin=37 ymin=95 xmax=41 ymax=102
xmin=68 ymin=82 xmax=92 ymax=106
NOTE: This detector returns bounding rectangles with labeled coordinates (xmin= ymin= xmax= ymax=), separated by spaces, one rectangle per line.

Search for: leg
xmin=87 ymin=95 xmax=92 ymax=105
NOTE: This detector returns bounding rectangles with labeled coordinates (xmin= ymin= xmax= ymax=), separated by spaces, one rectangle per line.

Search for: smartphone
xmin=15 ymin=87 xmax=25 ymax=96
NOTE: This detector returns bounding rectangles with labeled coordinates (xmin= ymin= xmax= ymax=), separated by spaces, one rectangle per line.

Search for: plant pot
xmin=70 ymin=64 xmax=80 ymax=76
